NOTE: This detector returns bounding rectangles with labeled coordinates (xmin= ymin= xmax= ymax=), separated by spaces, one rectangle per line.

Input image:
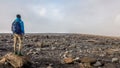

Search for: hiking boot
xmin=14 ymin=51 xmax=18 ymax=55
xmin=17 ymin=51 xmax=23 ymax=56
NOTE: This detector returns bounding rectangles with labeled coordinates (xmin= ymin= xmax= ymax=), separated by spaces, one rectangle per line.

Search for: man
xmin=11 ymin=14 xmax=25 ymax=56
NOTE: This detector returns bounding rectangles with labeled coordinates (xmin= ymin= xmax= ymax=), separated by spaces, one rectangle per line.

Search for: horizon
xmin=1 ymin=0 xmax=120 ymax=36
xmin=0 ymin=32 xmax=120 ymax=37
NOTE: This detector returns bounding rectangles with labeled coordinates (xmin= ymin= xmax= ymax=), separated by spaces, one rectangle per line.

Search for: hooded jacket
xmin=12 ymin=18 xmax=25 ymax=34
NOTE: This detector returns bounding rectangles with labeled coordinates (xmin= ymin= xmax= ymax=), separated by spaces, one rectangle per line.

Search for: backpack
xmin=12 ymin=21 xmax=22 ymax=34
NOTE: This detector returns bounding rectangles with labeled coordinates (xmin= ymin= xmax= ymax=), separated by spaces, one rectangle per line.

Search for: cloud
xmin=0 ymin=0 xmax=120 ymax=36
xmin=32 ymin=4 xmax=64 ymax=21
xmin=39 ymin=8 xmax=47 ymax=16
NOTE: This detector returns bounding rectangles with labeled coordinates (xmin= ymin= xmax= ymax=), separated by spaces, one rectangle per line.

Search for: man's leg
xmin=18 ymin=35 xmax=23 ymax=56
xmin=13 ymin=34 xmax=17 ymax=54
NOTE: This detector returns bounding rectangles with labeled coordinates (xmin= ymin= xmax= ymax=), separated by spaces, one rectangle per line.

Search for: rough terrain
xmin=0 ymin=33 xmax=120 ymax=68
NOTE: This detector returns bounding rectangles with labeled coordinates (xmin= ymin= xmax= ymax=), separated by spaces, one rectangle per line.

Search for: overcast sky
xmin=0 ymin=0 xmax=120 ymax=36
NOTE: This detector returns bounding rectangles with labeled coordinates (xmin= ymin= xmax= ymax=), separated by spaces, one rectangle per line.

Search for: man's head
xmin=16 ymin=14 xmax=21 ymax=18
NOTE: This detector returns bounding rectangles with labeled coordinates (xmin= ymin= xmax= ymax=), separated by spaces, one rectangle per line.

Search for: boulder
xmin=93 ymin=61 xmax=103 ymax=67
xmin=81 ymin=57 xmax=97 ymax=63
xmin=79 ymin=63 xmax=85 ymax=68
xmin=80 ymin=57 xmax=97 ymax=68
xmin=104 ymin=63 xmax=116 ymax=68
xmin=0 ymin=52 xmax=32 ymax=68
xmin=112 ymin=58 xmax=119 ymax=63
xmin=63 ymin=57 xmax=74 ymax=64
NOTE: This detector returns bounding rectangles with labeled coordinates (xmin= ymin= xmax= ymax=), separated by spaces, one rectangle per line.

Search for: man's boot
xmin=17 ymin=51 xmax=23 ymax=56
xmin=14 ymin=51 xmax=18 ymax=55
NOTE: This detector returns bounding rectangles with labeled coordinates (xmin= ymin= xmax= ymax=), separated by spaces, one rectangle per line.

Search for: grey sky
xmin=0 ymin=0 xmax=120 ymax=36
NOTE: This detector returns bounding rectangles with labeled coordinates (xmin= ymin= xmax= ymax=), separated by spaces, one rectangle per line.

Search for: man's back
xmin=11 ymin=14 xmax=24 ymax=35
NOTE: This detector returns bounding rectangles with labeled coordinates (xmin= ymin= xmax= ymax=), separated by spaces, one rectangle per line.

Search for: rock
xmin=79 ymin=49 xmax=82 ymax=53
xmin=47 ymin=66 xmax=53 ymax=68
xmin=0 ymin=57 xmax=6 ymax=64
xmin=83 ymin=63 xmax=92 ymax=68
xmin=25 ymin=44 xmax=33 ymax=48
xmin=1 ymin=39 xmax=8 ymax=42
xmin=80 ymin=57 xmax=97 ymax=68
xmin=47 ymin=64 xmax=53 ymax=68
xmin=0 ymin=59 xmax=13 ymax=68
xmin=79 ymin=63 xmax=85 ymax=68
xmin=6 ymin=40 xmax=12 ymax=43
xmin=69 ymin=44 xmax=76 ymax=48
xmin=93 ymin=61 xmax=103 ymax=67
xmin=99 ymin=53 xmax=105 ymax=57
xmin=112 ymin=58 xmax=119 ymax=63
xmin=74 ymin=57 xmax=80 ymax=61
xmin=32 ymin=37 xmax=38 ymax=42
xmin=51 ymin=47 xmax=56 ymax=50
xmin=35 ymin=48 xmax=41 ymax=51
xmin=81 ymin=57 xmax=97 ymax=63
xmin=104 ymin=63 xmax=116 ymax=68
xmin=27 ymin=49 xmax=33 ymax=55
xmin=63 ymin=57 xmax=74 ymax=64
xmin=0 ymin=48 xmax=7 ymax=51
xmin=0 ymin=52 xmax=32 ymax=68
xmin=36 ymin=42 xmax=42 ymax=47
xmin=41 ymin=43 xmax=50 ymax=48
xmin=106 ymin=49 xmax=119 ymax=55
xmin=84 ymin=46 xmax=88 ymax=49
xmin=33 ymin=52 xmax=38 ymax=55
xmin=110 ymin=48 xmax=119 ymax=52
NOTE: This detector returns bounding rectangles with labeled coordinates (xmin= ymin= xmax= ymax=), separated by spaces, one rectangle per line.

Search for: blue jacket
xmin=12 ymin=18 xmax=25 ymax=34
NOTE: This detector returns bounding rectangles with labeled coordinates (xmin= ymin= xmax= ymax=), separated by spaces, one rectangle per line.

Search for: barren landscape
xmin=0 ymin=33 xmax=120 ymax=68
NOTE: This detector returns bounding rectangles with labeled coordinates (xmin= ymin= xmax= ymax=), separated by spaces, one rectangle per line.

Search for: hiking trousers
xmin=13 ymin=34 xmax=23 ymax=54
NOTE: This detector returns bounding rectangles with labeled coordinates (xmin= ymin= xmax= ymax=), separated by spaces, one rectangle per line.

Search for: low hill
xmin=0 ymin=33 xmax=120 ymax=68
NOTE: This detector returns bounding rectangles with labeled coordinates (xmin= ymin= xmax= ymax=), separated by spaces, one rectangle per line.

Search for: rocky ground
xmin=0 ymin=33 xmax=120 ymax=68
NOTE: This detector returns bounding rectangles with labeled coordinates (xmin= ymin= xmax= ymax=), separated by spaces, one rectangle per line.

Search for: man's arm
xmin=11 ymin=21 xmax=15 ymax=33
xmin=20 ymin=21 xmax=25 ymax=35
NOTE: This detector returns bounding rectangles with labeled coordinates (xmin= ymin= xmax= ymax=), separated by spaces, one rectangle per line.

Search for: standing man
xmin=11 ymin=14 xmax=25 ymax=56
